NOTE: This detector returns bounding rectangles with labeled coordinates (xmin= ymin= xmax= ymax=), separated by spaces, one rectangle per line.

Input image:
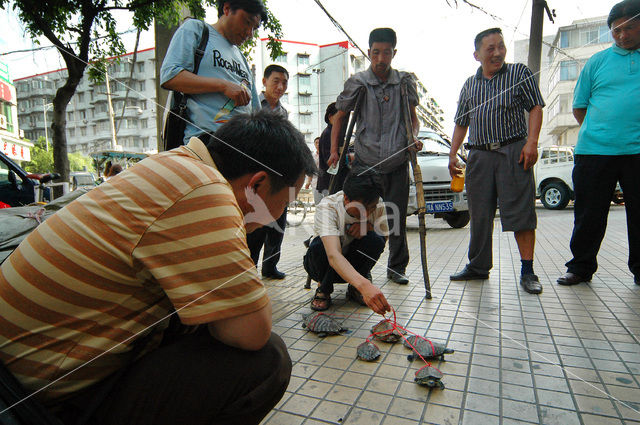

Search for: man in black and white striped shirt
xmin=448 ymin=28 xmax=545 ymax=294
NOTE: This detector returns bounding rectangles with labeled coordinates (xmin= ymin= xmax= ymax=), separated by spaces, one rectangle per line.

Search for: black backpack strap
xmin=176 ymin=20 xmax=209 ymax=112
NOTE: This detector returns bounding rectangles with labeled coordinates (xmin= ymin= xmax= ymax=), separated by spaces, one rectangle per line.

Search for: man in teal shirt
xmin=558 ymin=0 xmax=640 ymax=286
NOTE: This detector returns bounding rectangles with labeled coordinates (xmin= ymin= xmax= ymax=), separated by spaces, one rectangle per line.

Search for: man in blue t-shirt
xmin=160 ymin=0 xmax=265 ymax=144
xmin=557 ymin=0 xmax=640 ymax=286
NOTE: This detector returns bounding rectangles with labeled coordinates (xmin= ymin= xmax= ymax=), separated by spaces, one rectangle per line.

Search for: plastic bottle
xmin=214 ymin=80 xmax=249 ymax=122
xmin=450 ymin=163 xmax=465 ymax=192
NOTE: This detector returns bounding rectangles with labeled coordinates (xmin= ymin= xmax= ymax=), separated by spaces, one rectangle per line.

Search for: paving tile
xmin=386 ymin=397 xmax=425 ymax=421
xmin=423 ymin=404 xmax=460 ymax=425
xmin=538 ymin=406 xmax=581 ymax=425
xmin=325 ymin=384 xmax=361 ymax=405
xmin=309 ymin=400 xmax=350 ymax=423
xmin=297 ymin=380 xmax=333 ymax=398
xmin=502 ymin=399 xmax=540 ymax=423
xmin=262 ymin=411 xmax=305 ymax=425
xmin=580 ymin=414 xmax=624 ymax=425
xmin=464 ymin=393 xmax=500 ymax=416
xmin=461 ymin=410 xmax=500 ymax=425
xmin=280 ymin=394 xmax=321 ymax=416
xmin=536 ymin=388 xmax=576 ymax=409
xmin=574 ymin=394 xmax=618 ymax=416
xmin=365 ymin=376 xmax=400 ymax=396
xmin=343 ymin=408 xmax=383 ymax=425
xmin=355 ymin=391 xmax=393 ymax=413
xmin=502 ymin=383 xmax=536 ymax=403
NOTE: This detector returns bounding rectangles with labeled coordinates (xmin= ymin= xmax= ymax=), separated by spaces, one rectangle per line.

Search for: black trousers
xmin=380 ymin=164 xmax=410 ymax=274
xmin=53 ymin=329 xmax=291 ymax=425
xmin=566 ymin=154 xmax=640 ymax=279
xmin=303 ymin=231 xmax=385 ymax=295
xmin=247 ymin=209 xmax=287 ymax=272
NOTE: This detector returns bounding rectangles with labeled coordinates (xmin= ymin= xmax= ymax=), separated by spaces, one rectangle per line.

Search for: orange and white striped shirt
xmin=0 ymin=138 xmax=267 ymax=400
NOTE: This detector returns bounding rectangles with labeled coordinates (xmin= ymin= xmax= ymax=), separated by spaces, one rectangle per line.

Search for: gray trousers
xmin=465 ymin=139 xmax=537 ymax=274
xmin=381 ymin=164 xmax=410 ymax=273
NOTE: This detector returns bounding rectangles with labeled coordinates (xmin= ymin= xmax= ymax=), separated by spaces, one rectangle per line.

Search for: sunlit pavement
xmin=260 ymin=203 xmax=640 ymax=425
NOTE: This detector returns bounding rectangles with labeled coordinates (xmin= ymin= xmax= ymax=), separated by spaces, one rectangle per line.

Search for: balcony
xmin=548 ymin=111 xmax=578 ymax=136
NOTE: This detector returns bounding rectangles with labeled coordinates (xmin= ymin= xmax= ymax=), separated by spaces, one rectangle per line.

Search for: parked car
xmin=534 ymin=145 xmax=623 ymax=210
xmin=407 ymin=130 xmax=470 ymax=228
xmin=0 ymin=151 xmax=58 ymax=207
xmin=69 ymin=171 xmax=96 ymax=191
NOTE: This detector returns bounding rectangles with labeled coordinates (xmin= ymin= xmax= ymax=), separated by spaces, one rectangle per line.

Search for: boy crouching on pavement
xmin=304 ymin=173 xmax=392 ymax=315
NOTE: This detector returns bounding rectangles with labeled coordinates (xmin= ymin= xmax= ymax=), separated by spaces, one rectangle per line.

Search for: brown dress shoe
xmin=557 ymin=272 xmax=590 ymax=286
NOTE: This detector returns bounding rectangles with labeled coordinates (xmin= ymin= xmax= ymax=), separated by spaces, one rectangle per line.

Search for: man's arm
xmin=409 ymin=105 xmax=423 ymax=151
xmin=208 ymin=301 xmax=272 ymax=351
xmin=320 ymin=235 xmax=391 ymax=314
xmin=448 ymin=124 xmax=468 ymax=178
xmin=519 ymin=105 xmax=543 ymax=170
xmin=163 ymin=70 xmax=251 ymax=106
xmin=573 ymin=108 xmax=587 ymax=126
xmin=328 ymin=110 xmax=348 ymax=167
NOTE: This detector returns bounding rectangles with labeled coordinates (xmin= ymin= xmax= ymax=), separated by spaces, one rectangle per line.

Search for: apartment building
xmin=545 ymin=16 xmax=614 ymax=146
xmin=15 ymin=48 xmax=158 ymax=155
xmin=0 ymin=61 xmax=31 ymax=164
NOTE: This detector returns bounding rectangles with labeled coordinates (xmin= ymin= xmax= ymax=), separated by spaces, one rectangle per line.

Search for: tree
xmin=2 ymin=0 xmax=283 ymax=187
xmin=24 ymin=136 xmax=95 ymax=174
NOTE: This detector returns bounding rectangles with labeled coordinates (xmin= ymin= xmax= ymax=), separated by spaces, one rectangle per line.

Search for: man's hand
xmin=346 ymin=222 xmax=371 ymax=239
xmin=519 ymin=141 xmax=538 ymax=170
xmin=360 ymin=282 xmax=391 ymax=315
xmin=409 ymin=138 xmax=423 ymax=152
xmin=327 ymin=151 xmax=339 ymax=168
xmin=223 ymin=81 xmax=250 ymax=106
xmin=448 ymin=156 xmax=463 ymax=179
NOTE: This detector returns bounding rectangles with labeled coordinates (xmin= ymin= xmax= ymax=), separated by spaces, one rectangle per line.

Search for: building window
xmin=300 ymin=96 xmax=311 ymax=105
xmin=67 ymin=111 xmax=75 ymax=121
xmin=275 ymin=53 xmax=287 ymax=63
xmin=68 ymin=128 xmax=75 ymax=137
xmin=137 ymin=62 xmax=145 ymax=73
xmin=79 ymin=110 xmax=86 ymax=120
xmin=560 ymin=61 xmax=578 ymax=81
xmin=77 ymin=93 xmax=84 ymax=103
xmin=80 ymin=127 xmax=87 ymax=136
xmin=298 ymin=75 xmax=311 ymax=92
xmin=140 ymin=119 xmax=148 ymax=129
xmin=598 ymin=25 xmax=613 ymax=43
xmin=281 ymin=93 xmax=289 ymax=104
xmin=297 ymin=54 xmax=310 ymax=66
xmin=580 ymin=27 xmax=599 ymax=45
xmin=140 ymin=100 xmax=147 ymax=110
xmin=1 ymin=102 xmax=13 ymax=132
xmin=559 ymin=30 xmax=569 ymax=48
xmin=138 ymin=81 xmax=146 ymax=91
xmin=300 ymin=114 xmax=311 ymax=125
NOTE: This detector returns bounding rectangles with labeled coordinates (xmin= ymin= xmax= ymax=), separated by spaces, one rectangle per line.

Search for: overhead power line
xmin=311 ymin=0 xmax=369 ymax=61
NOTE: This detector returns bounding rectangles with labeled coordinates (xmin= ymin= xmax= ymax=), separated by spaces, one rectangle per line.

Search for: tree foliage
xmin=24 ymin=137 xmax=94 ymax=174
xmin=2 ymin=0 xmax=283 ymax=184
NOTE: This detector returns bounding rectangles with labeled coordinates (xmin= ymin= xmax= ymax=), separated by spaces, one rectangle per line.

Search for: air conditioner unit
xmin=0 ymin=114 xmax=7 ymax=130
xmin=19 ymin=129 xmax=24 ymax=138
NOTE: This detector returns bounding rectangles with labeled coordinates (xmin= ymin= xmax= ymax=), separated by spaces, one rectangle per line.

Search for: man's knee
xmin=263 ymin=333 xmax=292 ymax=389
xmin=360 ymin=231 xmax=386 ymax=256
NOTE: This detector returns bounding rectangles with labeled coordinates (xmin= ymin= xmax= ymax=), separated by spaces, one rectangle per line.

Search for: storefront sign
xmin=1 ymin=139 xmax=30 ymax=162
xmin=0 ymin=81 xmax=12 ymax=103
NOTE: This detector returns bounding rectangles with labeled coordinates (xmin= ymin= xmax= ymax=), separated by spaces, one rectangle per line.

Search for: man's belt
xmin=465 ymin=136 xmax=524 ymax=151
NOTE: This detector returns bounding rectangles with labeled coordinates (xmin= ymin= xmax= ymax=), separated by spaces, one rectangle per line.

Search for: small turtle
xmin=302 ymin=312 xmax=347 ymax=337
xmin=370 ymin=319 xmax=406 ymax=343
xmin=404 ymin=337 xmax=454 ymax=361
xmin=414 ymin=366 xmax=445 ymax=389
xmin=356 ymin=341 xmax=381 ymax=362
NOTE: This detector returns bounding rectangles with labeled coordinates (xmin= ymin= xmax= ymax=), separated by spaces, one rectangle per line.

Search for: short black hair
xmin=205 ymin=110 xmax=317 ymax=192
xmin=324 ymin=102 xmax=338 ymax=124
xmin=608 ymin=0 xmax=640 ymax=28
xmin=369 ymin=28 xmax=397 ymax=48
xmin=263 ymin=64 xmax=289 ymax=79
xmin=474 ymin=27 xmax=503 ymax=51
xmin=343 ymin=171 xmax=382 ymax=205
xmin=217 ymin=0 xmax=268 ymax=24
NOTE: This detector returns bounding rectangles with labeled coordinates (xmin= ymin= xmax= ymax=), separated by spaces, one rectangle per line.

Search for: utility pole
xmin=527 ymin=0 xmax=555 ymax=84
xmin=105 ymin=69 xmax=118 ymax=150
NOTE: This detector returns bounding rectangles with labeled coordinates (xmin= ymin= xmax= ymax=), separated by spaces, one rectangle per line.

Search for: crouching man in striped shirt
xmin=0 ymin=110 xmax=316 ymax=424
xmin=448 ymin=28 xmax=545 ymax=295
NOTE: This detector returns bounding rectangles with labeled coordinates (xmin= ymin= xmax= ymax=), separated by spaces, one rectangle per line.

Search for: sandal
xmin=310 ymin=289 xmax=331 ymax=311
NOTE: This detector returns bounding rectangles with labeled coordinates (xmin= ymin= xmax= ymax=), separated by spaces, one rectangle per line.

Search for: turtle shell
xmin=302 ymin=312 xmax=346 ymax=337
xmin=370 ymin=319 xmax=406 ymax=343
xmin=414 ymin=366 xmax=445 ymax=389
xmin=406 ymin=338 xmax=454 ymax=360
xmin=356 ymin=341 xmax=381 ymax=362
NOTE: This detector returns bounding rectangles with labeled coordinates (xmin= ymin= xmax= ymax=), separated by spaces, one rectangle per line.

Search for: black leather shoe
xmin=347 ymin=284 xmax=366 ymax=306
xmin=262 ymin=268 xmax=285 ymax=279
xmin=387 ymin=271 xmax=409 ymax=285
xmin=557 ymin=272 xmax=589 ymax=286
xmin=520 ymin=274 xmax=542 ymax=294
xmin=450 ymin=267 xmax=489 ymax=281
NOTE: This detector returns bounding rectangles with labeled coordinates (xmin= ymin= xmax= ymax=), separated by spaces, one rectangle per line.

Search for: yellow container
xmin=451 ymin=168 xmax=465 ymax=192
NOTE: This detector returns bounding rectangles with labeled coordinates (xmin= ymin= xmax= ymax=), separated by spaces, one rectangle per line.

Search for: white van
xmin=407 ymin=130 xmax=469 ymax=228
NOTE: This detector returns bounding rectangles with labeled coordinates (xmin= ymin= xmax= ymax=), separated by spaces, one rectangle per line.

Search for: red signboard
xmin=0 ymin=81 xmax=12 ymax=103
xmin=1 ymin=140 xmax=30 ymax=162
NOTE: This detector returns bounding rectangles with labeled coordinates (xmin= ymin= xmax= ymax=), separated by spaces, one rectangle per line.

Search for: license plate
xmin=426 ymin=201 xmax=454 ymax=213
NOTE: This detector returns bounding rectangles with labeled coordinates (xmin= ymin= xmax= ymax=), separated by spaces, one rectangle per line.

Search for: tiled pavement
xmin=259 ymin=204 xmax=640 ymax=425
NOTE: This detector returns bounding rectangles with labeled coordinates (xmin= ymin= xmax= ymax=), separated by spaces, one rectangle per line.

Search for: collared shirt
xmin=314 ymin=191 xmax=388 ymax=252
xmin=336 ymin=67 xmax=419 ymax=174
xmin=454 ymin=63 xmax=545 ymax=146
xmin=259 ymin=92 xmax=288 ymax=118
xmin=573 ymin=44 xmax=640 ymax=155
xmin=0 ymin=138 xmax=266 ymax=400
